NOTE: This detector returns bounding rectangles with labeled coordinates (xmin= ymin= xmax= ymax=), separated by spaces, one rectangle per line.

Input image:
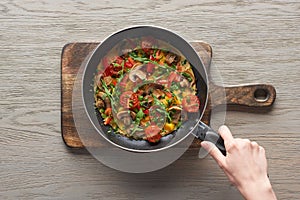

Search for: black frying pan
xmin=82 ymin=26 xmax=226 ymax=155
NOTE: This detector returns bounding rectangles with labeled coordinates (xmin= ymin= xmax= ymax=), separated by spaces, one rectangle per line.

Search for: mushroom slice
xmin=165 ymin=52 xmax=180 ymax=65
xmin=116 ymin=110 xmax=132 ymax=126
xmin=180 ymin=78 xmax=190 ymax=88
xmin=167 ymin=106 xmax=182 ymax=111
xmin=129 ymin=69 xmax=146 ymax=82
xmin=167 ymin=106 xmax=182 ymax=124
xmin=103 ymin=76 xmax=112 ymax=86
xmin=95 ymin=98 xmax=105 ymax=109
xmin=104 ymin=97 xmax=111 ymax=108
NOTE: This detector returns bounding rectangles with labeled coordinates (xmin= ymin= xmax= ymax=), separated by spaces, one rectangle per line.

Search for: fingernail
xmin=201 ymin=141 xmax=210 ymax=151
xmin=218 ymin=125 xmax=228 ymax=132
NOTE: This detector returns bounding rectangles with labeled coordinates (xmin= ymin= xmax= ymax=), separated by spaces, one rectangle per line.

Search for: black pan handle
xmin=193 ymin=122 xmax=226 ymax=156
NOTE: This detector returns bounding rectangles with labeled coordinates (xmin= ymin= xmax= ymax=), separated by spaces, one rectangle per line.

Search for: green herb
xmin=170 ymin=84 xmax=179 ymax=91
xmin=101 ymin=80 xmax=112 ymax=98
xmin=176 ymin=121 xmax=182 ymax=128
xmin=138 ymin=95 xmax=143 ymax=101
xmin=130 ymin=108 xmax=144 ymax=136
xmin=132 ymin=57 xmax=149 ymax=62
xmin=182 ymin=72 xmax=191 ymax=79
xmin=136 ymin=109 xmax=144 ymax=120
xmin=129 ymin=52 xmax=138 ymax=58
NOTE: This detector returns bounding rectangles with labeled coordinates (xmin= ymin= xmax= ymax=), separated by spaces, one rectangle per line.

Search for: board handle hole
xmin=254 ymin=88 xmax=269 ymax=102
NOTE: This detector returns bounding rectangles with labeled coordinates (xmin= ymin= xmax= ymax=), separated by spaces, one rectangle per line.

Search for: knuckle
xmin=226 ymin=141 xmax=237 ymax=152
xmin=251 ymin=141 xmax=259 ymax=147
xmin=243 ymin=139 xmax=251 ymax=144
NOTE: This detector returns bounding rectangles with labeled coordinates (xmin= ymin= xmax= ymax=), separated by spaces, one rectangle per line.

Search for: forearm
xmin=238 ymin=178 xmax=277 ymax=200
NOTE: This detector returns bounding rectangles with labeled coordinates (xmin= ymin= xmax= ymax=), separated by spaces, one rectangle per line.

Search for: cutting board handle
xmin=210 ymin=84 xmax=276 ymax=108
xmin=224 ymin=84 xmax=276 ymax=107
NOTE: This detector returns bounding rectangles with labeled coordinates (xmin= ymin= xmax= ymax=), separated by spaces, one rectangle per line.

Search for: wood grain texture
xmin=1 ymin=0 xmax=299 ymax=200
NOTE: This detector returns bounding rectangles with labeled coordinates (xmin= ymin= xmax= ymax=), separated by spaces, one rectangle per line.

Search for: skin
xmin=201 ymin=125 xmax=277 ymax=200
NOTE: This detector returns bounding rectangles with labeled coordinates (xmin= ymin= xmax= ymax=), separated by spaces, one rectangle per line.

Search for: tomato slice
xmin=120 ymin=91 xmax=133 ymax=108
xmin=145 ymin=125 xmax=162 ymax=143
xmin=129 ymin=93 xmax=140 ymax=110
xmin=182 ymin=94 xmax=200 ymax=112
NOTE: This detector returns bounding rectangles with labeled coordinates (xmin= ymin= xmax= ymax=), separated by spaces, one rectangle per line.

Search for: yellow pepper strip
xmin=164 ymin=123 xmax=175 ymax=132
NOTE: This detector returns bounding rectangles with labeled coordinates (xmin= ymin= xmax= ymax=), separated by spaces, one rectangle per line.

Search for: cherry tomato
xmin=177 ymin=65 xmax=186 ymax=72
xmin=165 ymin=92 xmax=172 ymax=98
xmin=111 ymin=79 xmax=117 ymax=86
xmin=115 ymin=56 xmax=124 ymax=64
xmin=103 ymin=64 xmax=121 ymax=77
xmin=155 ymin=49 xmax=162 ymax=60
xmin=130 ymin=93 xmax=140 ymax=110
xmin=120 ymin=91 xmax=133 ymax=108
xmin=125 ymin=61 xmax=133 ymax=68
xmin=128 ymin=57 xmax=135 ymax=65
xmin=143 ymin=109 xmax=149 ymax=115
xmin=104 ymin=108 xmax=112 ymax=116
xmin=182 ymin=94 xmax=200 ymax=112
xmin=145 ymin=125 xmax=162 ymax=143
xmin=103 ymin=117 xmax=112 ymax=125
xmin=149 ymin=55 xmax=155 ymax=61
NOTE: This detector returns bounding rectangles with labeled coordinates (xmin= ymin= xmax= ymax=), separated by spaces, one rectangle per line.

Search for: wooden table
xmin=1 ymin=1 xmax=299 ymax=199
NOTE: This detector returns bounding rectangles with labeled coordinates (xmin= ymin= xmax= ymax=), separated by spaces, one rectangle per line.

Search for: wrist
xmin=237 ymin=178 xmax=277 ymax=200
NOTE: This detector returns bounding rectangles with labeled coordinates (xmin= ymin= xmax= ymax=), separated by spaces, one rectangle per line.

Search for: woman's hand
xmin=201 ymin=125 xmax=277 ymax=200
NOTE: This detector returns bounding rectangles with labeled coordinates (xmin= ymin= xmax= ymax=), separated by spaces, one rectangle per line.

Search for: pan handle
xmin=193 ymin=121 xmax=226 ymax=156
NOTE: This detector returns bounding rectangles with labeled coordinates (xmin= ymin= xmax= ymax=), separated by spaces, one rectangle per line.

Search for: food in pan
xmin=94 ymin=37 xmax=200 ymax=143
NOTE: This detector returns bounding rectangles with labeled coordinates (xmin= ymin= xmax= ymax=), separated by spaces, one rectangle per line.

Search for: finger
xmin=201 ymin=141 xmax=226 ymax=168
xmin=218 ymin=125 xmax=234 ymax=144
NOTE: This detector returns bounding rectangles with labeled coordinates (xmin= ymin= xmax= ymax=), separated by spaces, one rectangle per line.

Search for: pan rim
xmin=81 ymin=25 xmax=209 ymax=153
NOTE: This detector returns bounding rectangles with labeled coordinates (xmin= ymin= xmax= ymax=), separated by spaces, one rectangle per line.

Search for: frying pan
xmin=83 ymin=26 xmax=226 ymax=155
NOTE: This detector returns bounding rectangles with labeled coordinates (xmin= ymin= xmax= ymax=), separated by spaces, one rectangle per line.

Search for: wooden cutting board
xmin=61 ymin=42 xmax=276 ymax=148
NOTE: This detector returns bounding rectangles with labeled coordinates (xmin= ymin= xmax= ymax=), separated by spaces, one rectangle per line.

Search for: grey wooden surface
xmin=1 ymin=0 xmax=299 ymax=199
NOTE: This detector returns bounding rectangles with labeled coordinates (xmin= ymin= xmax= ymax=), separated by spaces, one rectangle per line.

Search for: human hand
xmin=201 ymin=125 xmax=277 ymax=200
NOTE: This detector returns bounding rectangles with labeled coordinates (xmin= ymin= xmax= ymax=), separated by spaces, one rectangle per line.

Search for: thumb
xmin=201 ymin=141 xmax=226 ymax=168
